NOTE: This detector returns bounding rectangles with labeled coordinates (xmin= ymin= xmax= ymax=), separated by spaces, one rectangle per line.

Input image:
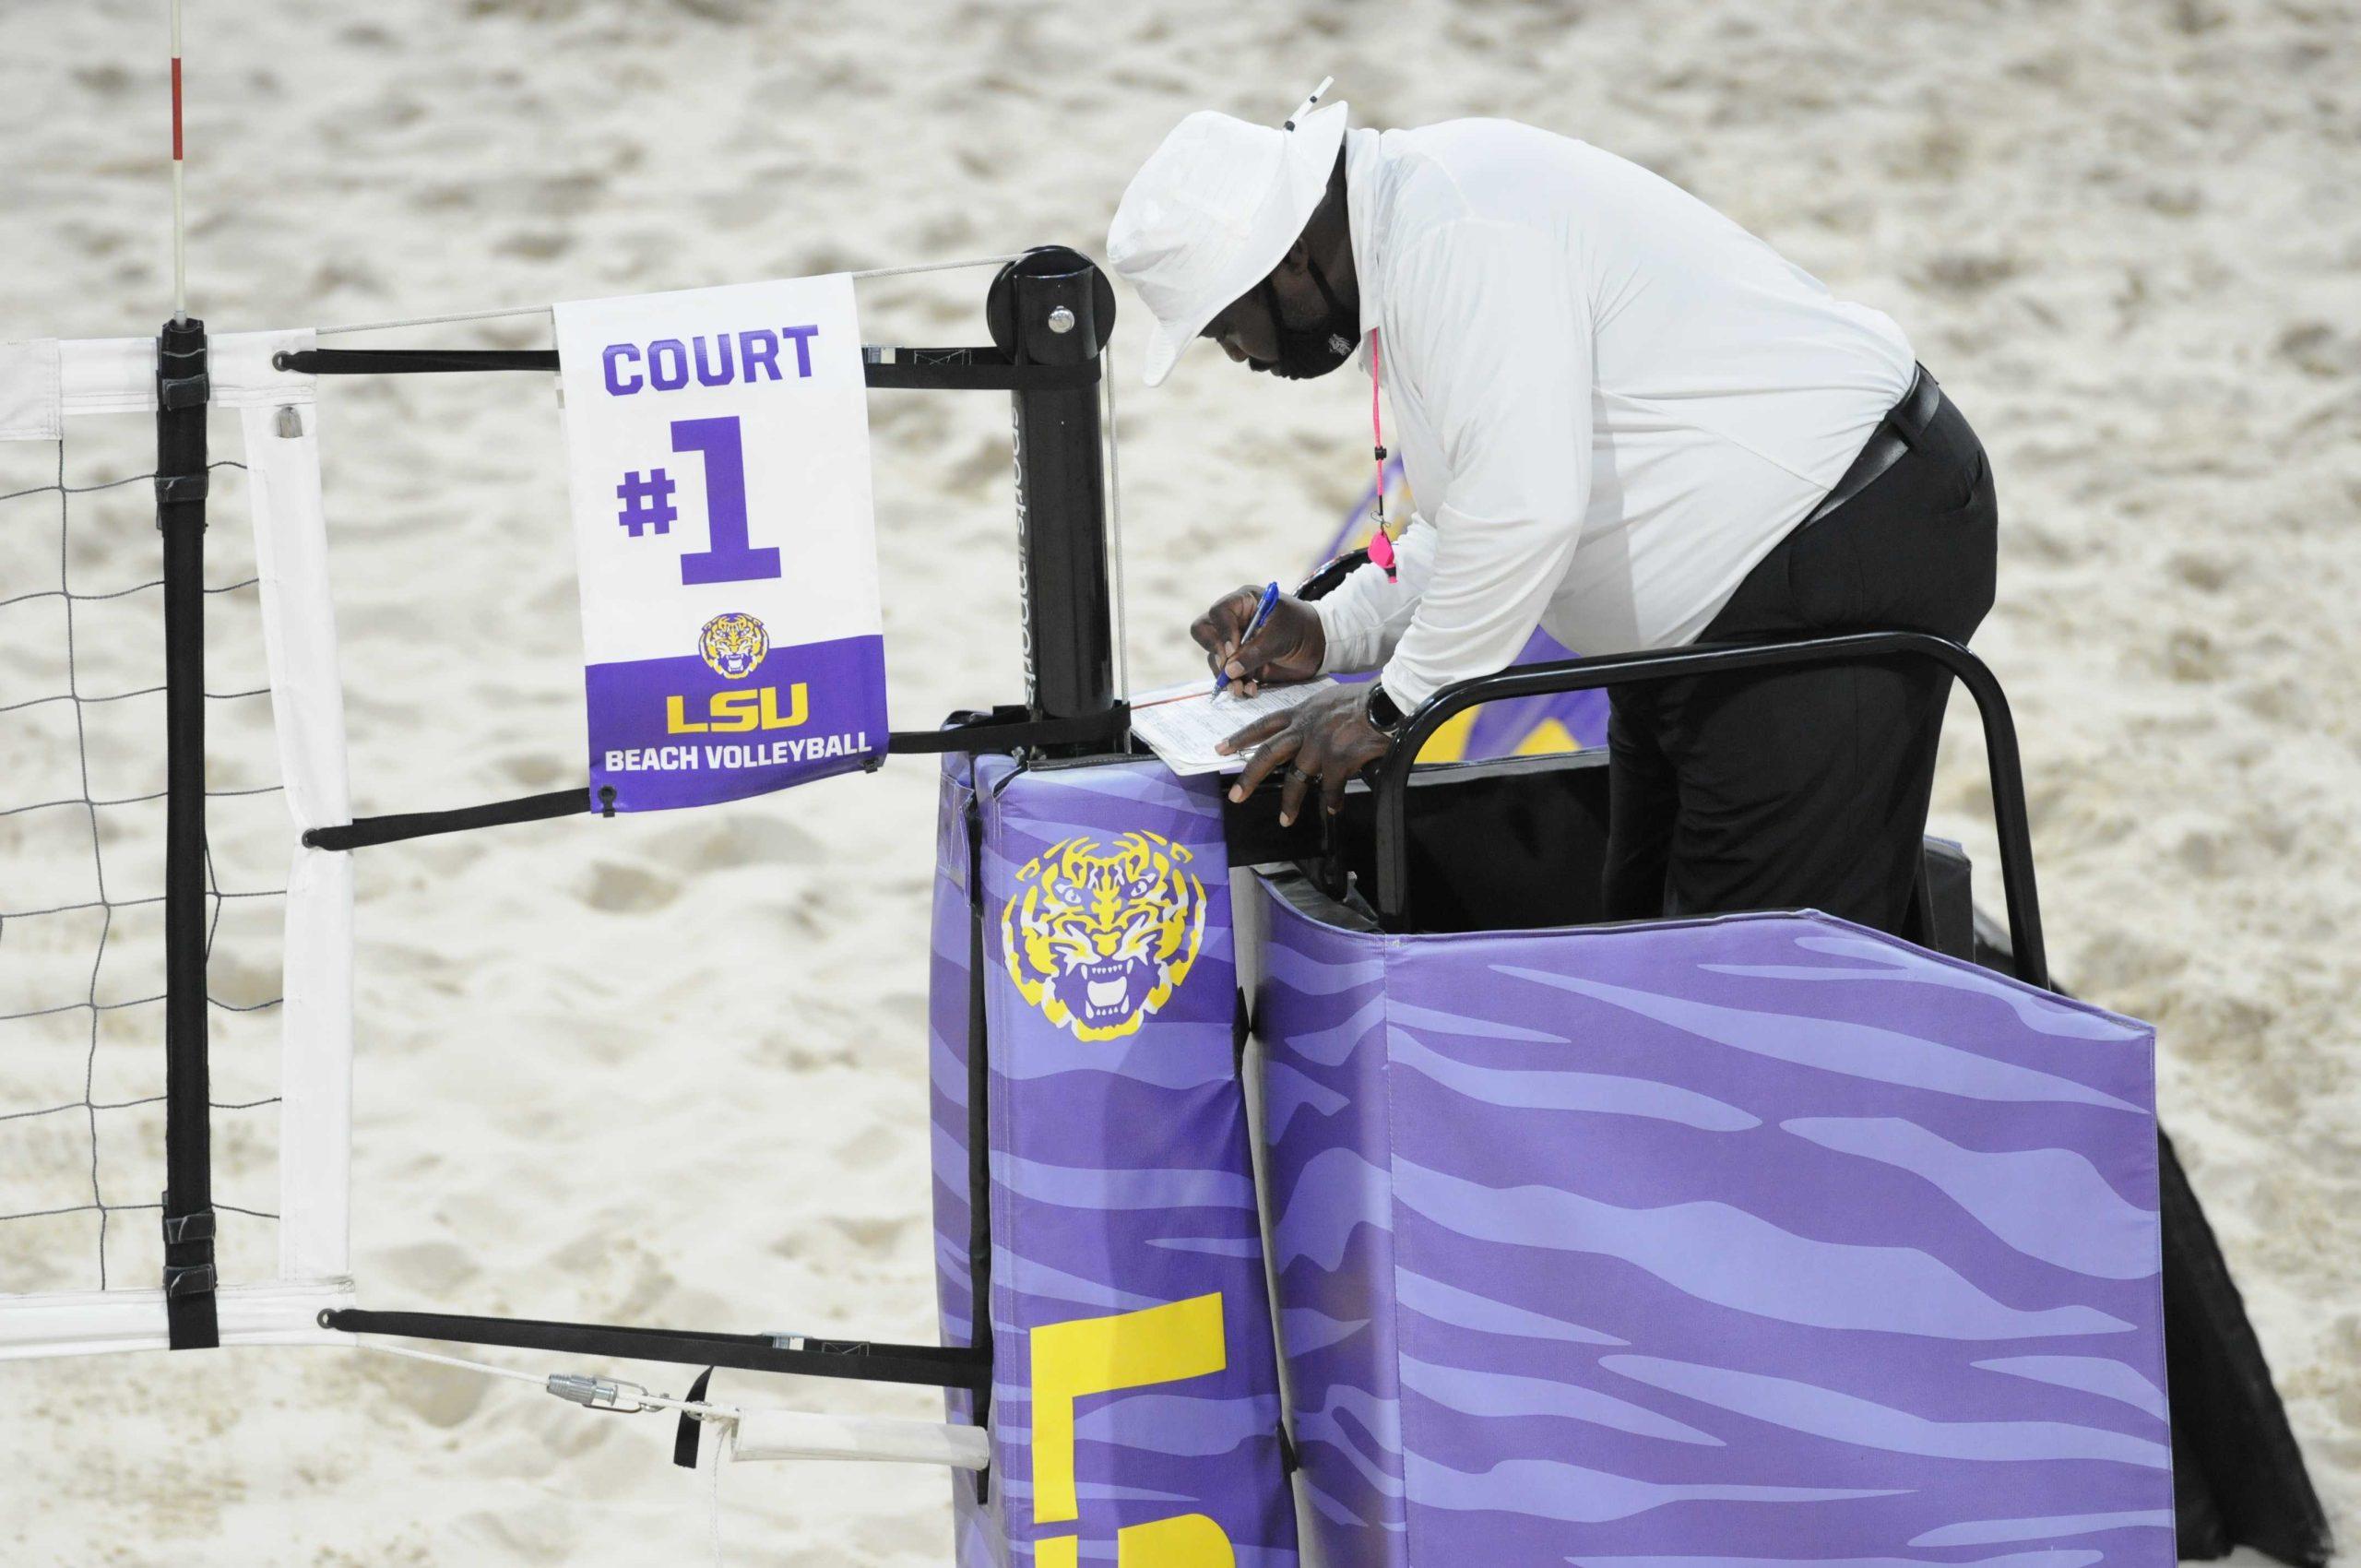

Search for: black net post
xmin=995 ymin=248 xmax=1121 ymax=755
xmin=156 ymin=317 xmax=219 ymax=1348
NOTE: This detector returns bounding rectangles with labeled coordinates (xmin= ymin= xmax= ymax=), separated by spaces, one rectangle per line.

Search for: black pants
xmin=1602 ymin=379 xmax=1999 ymax=935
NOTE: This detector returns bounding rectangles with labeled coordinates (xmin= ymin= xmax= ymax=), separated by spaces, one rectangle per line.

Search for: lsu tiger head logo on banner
xmin=699 ymin=612 xmax=768 ymax=679
xmin=1003 ymin=832 xmax=1206 ymax=1040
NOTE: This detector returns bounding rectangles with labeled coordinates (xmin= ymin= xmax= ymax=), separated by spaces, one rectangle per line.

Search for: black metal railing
xmin=1370 ymin=631 xmax=2049 ymax=990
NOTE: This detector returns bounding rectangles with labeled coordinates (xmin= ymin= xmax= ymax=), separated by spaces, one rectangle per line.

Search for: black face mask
xmin=1251 ymin=255 xmax=1358 ymax=380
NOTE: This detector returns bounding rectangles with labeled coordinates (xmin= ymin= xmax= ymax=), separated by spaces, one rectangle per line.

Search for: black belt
xmin=1802 ymin=362 xmax=1940 ymax=529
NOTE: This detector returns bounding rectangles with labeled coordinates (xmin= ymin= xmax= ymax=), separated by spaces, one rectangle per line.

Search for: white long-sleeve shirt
xmin=1317 ymin=120 xmax=1916 ymax=709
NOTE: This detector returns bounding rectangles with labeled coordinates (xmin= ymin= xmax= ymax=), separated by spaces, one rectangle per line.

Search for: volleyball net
xmin=0 ymin=327 xmax=354 ymax=1356
xmin=0 ymin=253 xmax=1126 ymax=1459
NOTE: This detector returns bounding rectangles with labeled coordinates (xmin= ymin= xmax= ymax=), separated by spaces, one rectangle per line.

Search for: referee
xmin=1107 ymin=88 xmax=1996 ymax=935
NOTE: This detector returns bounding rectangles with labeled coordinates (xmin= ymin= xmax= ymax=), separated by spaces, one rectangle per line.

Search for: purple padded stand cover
xmin=1253 ymin=876 xmax=2173 ymax=1566
xmin=930 ymin=754 xmax=1298 ymax=1566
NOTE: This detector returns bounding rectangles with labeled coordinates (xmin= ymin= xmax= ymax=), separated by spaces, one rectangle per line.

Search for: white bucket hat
xmin=1107 ymin=81 xmax=1348 ymax=386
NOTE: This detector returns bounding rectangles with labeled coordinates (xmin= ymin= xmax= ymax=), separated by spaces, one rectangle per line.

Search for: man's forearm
xmin=1313 ymin=573 xmax=1400 ymax=672
xmin=1372 ymin=502 xmax=1582 ymax=710
xmin=1313 ymin=520 xmax=1433 ymax=673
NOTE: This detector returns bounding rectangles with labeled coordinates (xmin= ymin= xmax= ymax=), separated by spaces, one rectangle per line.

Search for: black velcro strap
xmin=304 ymin=787 xmax=592 ymax=852
xmin=156 ymin=317 xmax=219 ymax=1355
xmin=155 ymin=471 xmax=210 ymax=505
xmin=320 ymin=1307 xmax=989 ymax=1390
xmin=886 ymin=705 xmax=1129 ymax=755
xmin=161 ymin=1209 xmax=216 ymax=1244
xmin=277 ymin=348 xmax=560 ymax=376
xmin=278 ymin=345 xmax=1096 ymax=393
xmin=159 ymin=372 xmax=211 ymax=410
xmin=304 ymin=707 xmax=1128 ymax=857
xmin=673 ymin=1367 xmax=716 ymax=1469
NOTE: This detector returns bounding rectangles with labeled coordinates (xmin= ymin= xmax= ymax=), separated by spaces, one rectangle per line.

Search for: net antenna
xmin=169 ymin=0 xmax=188 ymax=323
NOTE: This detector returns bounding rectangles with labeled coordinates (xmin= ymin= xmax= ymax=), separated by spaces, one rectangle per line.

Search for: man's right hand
xmin=1190 ymin=586 xmax=1326 ymax=697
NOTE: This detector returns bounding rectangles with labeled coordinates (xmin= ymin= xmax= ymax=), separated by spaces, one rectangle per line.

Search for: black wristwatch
xmin=1364 ymin=681 xmax=1409 ymax=739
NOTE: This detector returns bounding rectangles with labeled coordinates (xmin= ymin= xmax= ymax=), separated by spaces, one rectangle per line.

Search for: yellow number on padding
xmin=1028 ymin=1292 xmax=1228 ymax=1526
xmin=1119 ymin=1513 xmax=1235 ymax=1567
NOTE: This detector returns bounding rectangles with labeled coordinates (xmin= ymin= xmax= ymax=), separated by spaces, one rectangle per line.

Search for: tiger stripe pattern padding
xmin=929 ymin=754 xmax=1298 ymax=1567
xmin=1252 ymin=877 xmax=2172 ymax=1566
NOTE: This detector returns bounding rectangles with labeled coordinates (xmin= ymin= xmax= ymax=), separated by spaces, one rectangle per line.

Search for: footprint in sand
xmin=579 ymin=859 xmax=682 ymax=913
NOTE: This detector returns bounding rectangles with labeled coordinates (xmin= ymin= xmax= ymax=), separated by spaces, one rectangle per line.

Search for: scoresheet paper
xmin=556 ymin=275 xmax=886 ymax=812
xmin=1129 ymin=677 xmax=1338 ymax=776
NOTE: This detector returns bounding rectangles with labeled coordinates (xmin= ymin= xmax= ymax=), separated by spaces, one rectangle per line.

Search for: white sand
xmin=1 ymin=0 xmax=2354 ymax=1562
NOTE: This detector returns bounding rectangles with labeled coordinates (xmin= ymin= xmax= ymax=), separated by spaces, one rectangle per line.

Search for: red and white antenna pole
xmin=169 ymin=0 xmax=187 ymax=322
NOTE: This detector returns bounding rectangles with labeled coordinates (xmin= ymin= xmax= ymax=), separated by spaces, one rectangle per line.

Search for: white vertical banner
xmin=554 ymin=276 xmax=886 ymax=812
xmin=234 ymin=341 xmax=355 ymax=1291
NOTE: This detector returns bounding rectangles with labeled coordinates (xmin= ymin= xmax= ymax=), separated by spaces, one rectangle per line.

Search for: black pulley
xmin=986 ymin=245 xmax=1117 ymax=360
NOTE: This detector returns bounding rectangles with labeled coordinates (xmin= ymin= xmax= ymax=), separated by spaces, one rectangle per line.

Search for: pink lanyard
xmin=1367 ymin=330 xmax=1397 ymax=579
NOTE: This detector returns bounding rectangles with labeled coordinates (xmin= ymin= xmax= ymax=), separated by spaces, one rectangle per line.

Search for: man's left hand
xmin=1217 ymin=683 xmax=1394 ymax=826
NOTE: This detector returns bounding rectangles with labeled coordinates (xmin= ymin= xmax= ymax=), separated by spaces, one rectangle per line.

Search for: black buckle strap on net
xmin=153 ymin=470 xmax=209 ymax=506
xmin=160 ymin=1198 xmax=218 ymax=1301
xmin=158 ymin=316 xmax=220 ymax=1350
xmin=274 ymin=347 xmax=560 ymax=376
xmin=301 ymin=787 xmax=593 ymax=853
xmin=159 ymin=336 xmax=210 ymax=411
xmin=317 ymin=1308 xmax=990 ymax=1391
xmin=299 ymin=709 xmax=1128 ymax=855
xmin=272 ymin=344 xmax=1097 ymax=394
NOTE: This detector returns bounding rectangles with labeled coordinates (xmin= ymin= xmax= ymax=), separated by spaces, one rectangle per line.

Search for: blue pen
xmin=1215 ymin=582 xmax=1283 ymax=695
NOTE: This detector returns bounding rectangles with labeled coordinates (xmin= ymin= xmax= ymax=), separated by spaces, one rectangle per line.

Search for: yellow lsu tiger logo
xmin=699 ymin=612 xmax=769 ymax=680
xmin=1003 ymin=833 xmax=1207 ymax=1041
